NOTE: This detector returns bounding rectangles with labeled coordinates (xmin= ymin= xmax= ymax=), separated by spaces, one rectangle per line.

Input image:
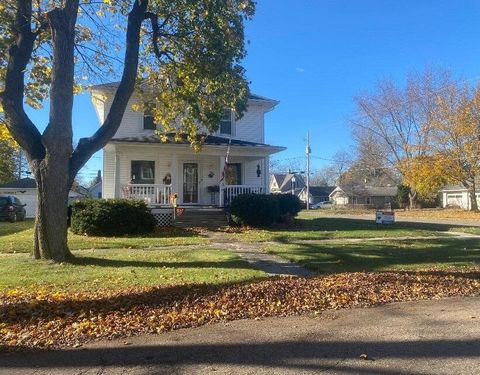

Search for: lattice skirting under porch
xmin=151 ymin=208 xmax=174 ymax=227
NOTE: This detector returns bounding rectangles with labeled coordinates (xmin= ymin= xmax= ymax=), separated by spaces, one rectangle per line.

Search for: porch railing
xmin=222 ymin=185 xmax=265 ymax=206
xmin=121 ymin=184 xmax=172 ymax=205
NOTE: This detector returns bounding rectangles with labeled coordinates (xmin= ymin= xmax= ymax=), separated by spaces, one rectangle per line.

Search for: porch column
xmin=171 ymin=156 xmax=179 ymax=198
xmin=219 ymin=155 xmax=225 ymax=207
xmin=114 ymin=149 xmax=121 ymax=198
xmin=264 ymin=156 xmax=269 ymax=194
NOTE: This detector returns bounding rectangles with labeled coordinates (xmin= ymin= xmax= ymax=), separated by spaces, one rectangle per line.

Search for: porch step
xmin=174 ymin=208 xmax=228 ymax=228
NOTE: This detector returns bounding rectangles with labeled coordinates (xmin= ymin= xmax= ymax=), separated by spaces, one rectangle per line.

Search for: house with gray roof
xmin=329 ymin=185 xmax=397 ymax=208
xmin=91 ymin=83 xmax=285 ymax=207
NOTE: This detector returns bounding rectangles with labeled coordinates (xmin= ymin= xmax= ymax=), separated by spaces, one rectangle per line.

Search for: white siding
xmin=233 ymin=103 xmax=265 ymax=143
xmin=94 ymin=91 xmax=269 ymax=143
xmin=102 ymin=148 xmax=116 ymax=199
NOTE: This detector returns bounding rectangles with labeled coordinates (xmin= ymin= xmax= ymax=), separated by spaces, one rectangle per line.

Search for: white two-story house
xmin=91 ymin=82 xmax=285 ymax=207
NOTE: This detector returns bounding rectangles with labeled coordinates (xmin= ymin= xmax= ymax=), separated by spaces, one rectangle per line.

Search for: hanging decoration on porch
xmin=256 ymin=164 xmax=261 ymax=178
xmin=163 ymin=173 xmax=172 ymax=185
xmin=219 ymin=138 xmax=232 ymax=183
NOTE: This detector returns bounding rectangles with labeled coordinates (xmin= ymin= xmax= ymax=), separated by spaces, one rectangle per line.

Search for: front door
xmin=183 ymin=163 xmax=199 ymax=204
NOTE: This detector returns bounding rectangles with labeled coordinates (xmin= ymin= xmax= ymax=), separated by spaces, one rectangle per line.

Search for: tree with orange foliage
xmin=428 ymin=83 xmax=480 ymax=211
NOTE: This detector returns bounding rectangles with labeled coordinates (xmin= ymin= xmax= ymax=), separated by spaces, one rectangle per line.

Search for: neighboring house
xmin=92 ymin=83 xmax=285 ymax=206
xmin=89 ymin=181 xmax=102 ymax=199
xmin=269 ymin=173 xmax=306 ymax=195
xmin=0 ymin=178 xmax=86 ymax=218
xmin=439 ymin=183 xmax=480 ymax=210
xmin=330 ymin=185 xmax=397 ymax=208
xmin=298 ymin=186 xmax=336 ymax=205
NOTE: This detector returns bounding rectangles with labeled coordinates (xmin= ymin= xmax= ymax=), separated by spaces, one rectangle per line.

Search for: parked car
xmin=311 ymin=200 xmax=335 ymax=209
xmin=0 ymin=195 xmax=27 ymax=222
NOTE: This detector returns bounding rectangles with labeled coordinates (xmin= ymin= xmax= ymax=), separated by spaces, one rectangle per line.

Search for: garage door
xmin=446 ymin=194 xmax=463 ymax=208
xmin=20 ymin=194 xmax=37 ymax=218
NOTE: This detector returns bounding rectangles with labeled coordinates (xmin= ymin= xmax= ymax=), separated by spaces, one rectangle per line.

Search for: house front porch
xmin=103 ymin=138 xmax=284 ymax=208
xmin=121 ymin=182 xmax=266 ymax=207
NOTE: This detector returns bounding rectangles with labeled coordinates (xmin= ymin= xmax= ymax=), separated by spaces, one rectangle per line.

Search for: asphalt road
xmin=1 ymin=297 xmax=479 ymax=375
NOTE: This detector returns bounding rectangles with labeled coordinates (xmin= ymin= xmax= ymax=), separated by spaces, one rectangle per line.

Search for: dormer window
xmin=219 ymin=109 xmax=233 ymax=135
xmin=143 ymin=105 xmax=156 ymax=130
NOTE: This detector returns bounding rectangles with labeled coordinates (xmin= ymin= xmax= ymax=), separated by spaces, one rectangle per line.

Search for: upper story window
xmin=143 ymin=105 xmax=156 ymax=130
xmin=219 ymin=109 xmax=233 ymax=135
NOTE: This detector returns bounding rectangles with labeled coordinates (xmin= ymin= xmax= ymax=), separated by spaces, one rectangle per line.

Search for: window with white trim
xmin=219 ymin=109 xmax=233 ymax=135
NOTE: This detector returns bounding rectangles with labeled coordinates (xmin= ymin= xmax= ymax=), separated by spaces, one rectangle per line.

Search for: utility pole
xmin=306 ymin=131 xmax=311 ymax=210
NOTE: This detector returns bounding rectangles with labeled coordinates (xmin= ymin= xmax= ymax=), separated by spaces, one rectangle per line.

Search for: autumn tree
xmin=0 ymin=124 xmax=17 ymax=183
xmin=0 ymin=0 xmax=254 ymax=261
xmin=399 ymin=155 xmax=448 ymax=202
xmin=428 ymin=83 xmax=480 ymax=211
xmin=351 ymin=69 xmax=453 ymax=208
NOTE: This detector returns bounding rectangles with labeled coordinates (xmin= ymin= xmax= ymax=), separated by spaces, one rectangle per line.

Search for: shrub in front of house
xmin=71 ymin=199 xmax=156 ymax=236
xmin=272 ymin=194 xmax=302 ymax=222
xmin=230 ymin=194 xmax=280 ymax=227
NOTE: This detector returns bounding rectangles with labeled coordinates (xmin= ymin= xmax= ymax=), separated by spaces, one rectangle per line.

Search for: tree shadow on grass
xmin=274 ymin=237 xmax=480 ymax=274
xmin=70 ymin=256 xmax=254 ymax=270
xmin=270 ymin=217 xmax=473 ymax=234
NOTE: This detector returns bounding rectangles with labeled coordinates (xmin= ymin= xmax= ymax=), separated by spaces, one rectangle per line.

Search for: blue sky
xmin=26 ymin=0 xmax=480 ymax=182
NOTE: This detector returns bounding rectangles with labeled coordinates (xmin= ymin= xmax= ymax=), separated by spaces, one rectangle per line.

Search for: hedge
xmin=229 ymin=193 xmax=302 ymax=227
xmin=71 ymin=199 xmax=156 ymax=236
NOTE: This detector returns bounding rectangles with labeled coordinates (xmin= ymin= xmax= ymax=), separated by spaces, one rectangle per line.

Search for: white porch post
xmin=219 ymin=155 xmax=225 ymax=207
xmin=264 ymin=156 xmax=269 ymax=194
xmin=114 ymin=149 xmax=120 ymax=198
xmin=171 ymin=155 xmax=179 ymax=200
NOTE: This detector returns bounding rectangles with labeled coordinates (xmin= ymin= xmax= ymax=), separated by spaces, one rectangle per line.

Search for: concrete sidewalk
xmin=1 ymin=297 xmax=479 ymax=374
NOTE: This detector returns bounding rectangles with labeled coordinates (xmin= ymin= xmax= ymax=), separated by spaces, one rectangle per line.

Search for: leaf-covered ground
xmin=1 ymin=269 xmax=478 ymax=350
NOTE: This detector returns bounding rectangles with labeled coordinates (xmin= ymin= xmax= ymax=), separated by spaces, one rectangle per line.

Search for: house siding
xmin=97 ymin=92 xmax=268 ymax=144
xmin=102 ymin=148 xmax=116 ymax=199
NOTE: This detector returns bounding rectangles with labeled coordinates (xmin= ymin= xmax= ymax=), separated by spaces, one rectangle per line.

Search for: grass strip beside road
xmin=263 ymin=237 xmax=480 ymax=273
xmin=0 ymin=248 xmax=265 ymax=292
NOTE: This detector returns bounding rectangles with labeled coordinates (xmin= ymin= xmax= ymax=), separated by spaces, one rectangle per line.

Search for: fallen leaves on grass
xmin=1 ymin=269 xmax=479 ymax=350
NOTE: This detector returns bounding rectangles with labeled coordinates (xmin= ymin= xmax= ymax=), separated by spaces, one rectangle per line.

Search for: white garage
xmin=0 ymin=178 xmax=85 ymax=218
xmin=440 ymin=184 xmax=480 ymax=210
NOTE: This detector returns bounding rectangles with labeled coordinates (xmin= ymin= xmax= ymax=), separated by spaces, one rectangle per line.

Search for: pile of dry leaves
xmin=1 ymin=269 xmax=479 ymax=350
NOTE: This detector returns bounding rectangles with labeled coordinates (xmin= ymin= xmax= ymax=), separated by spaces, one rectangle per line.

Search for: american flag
xmin=219 ymin=138 xmax=232 ymax=183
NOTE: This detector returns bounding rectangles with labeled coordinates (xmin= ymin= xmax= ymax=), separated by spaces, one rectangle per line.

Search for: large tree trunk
xmin=2 ymin=1 xmax=145 ymax=262
xmin=33 ymin=160 xmax=72 ymax=261
xmin=467 ymin=183 xmax=479 ymax=212
xmin=408 ymin=189 xmax=417 ymax=210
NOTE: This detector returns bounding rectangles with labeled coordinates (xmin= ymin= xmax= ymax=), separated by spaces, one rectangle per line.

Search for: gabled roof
xmin=0 ymin=178 xmax=89 ymax=196
xmin=332 ymin=185 xmax=397 ymax=197
xmin=0 ymin=178 xmax=37 ymax=189
xmin=302 ymin=186 xmax=336 ymax=197
xmin=271 ymin=174 xmax=286 ymax=188
xmin=278 ymin=173 xmax=305 ymax=193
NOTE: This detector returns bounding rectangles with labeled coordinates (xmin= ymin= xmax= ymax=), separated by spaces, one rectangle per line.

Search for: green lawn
xmin=0 ymin=220 xmax=209 ymax=254
xmin=232 ymin=212 xmax=461 ymax=243
xmin=263 ymin=237 xmax=480 ymax=273
xmin=0 ymin=248 xmax=265 ymax=292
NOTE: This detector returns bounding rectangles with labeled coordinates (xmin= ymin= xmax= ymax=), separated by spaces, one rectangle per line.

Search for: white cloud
xmin=296 ymin=67 xmax=305 ymax=73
